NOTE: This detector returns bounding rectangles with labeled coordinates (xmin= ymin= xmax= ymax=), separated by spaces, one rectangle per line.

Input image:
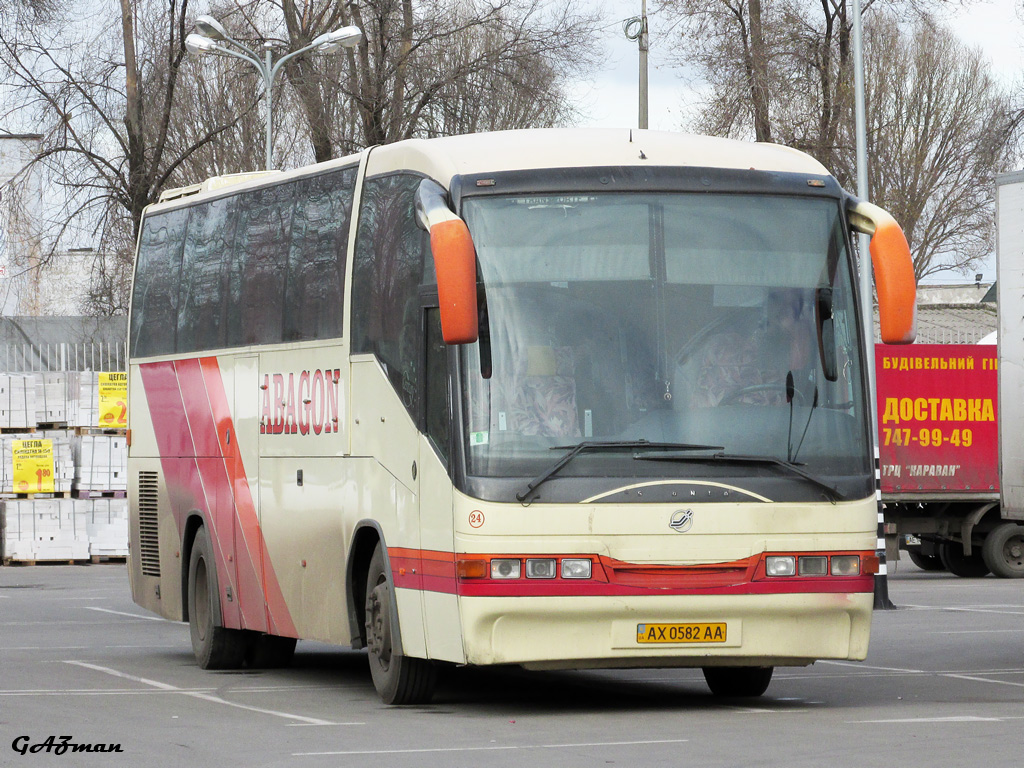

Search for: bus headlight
xmin=561 ymin=559 xmax=592 ymax=579
xmin=830 ymin=555 xmax=861 ymax=576
xmin=490 ymin=559 xmax=521 ymax=579
xmin=798 ymin=556 xmax=828 ymax=576
xmin=765 ymin=556 xmax=796 ymax=576
xmin=525 ymin=559 xmax=557 ymax=579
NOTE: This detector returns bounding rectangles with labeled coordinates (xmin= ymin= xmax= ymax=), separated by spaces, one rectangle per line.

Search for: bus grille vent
xmin=137 ymin=471 xmax=161 ymax=577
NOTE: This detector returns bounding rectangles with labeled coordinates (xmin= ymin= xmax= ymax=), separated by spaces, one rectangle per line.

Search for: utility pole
xmin=625 ymin=1 xmax=650 ymax=129
xmin=639 ymin=0 xmax=649 ymax=129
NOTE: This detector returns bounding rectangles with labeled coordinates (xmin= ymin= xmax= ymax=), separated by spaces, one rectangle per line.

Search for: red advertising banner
xmin=875 ymin=344 xmax=998 ymax=495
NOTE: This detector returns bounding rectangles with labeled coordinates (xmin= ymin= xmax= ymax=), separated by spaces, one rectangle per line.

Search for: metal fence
xmin=2 ymin=342 xmax=127 ymax=372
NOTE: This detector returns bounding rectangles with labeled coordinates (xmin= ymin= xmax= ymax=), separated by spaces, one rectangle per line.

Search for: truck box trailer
xmin=879 ymin=171 xmax=1024 ymax=578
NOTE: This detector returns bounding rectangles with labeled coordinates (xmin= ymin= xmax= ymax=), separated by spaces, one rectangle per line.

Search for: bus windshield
xmin=459 ymin=191 xmax=871 ymax=503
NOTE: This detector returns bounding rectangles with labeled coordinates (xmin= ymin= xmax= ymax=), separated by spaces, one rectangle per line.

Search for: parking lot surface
xmin=1 ymin=562 xmax=1022 ymax=767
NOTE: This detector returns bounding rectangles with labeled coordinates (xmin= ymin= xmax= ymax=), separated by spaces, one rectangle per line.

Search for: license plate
xmin=637 ymin=622 xmax=727 ymax=644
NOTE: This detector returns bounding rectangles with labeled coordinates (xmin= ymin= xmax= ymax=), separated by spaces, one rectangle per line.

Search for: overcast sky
xmin=575 ymin=0 xmax=1024 ymax=132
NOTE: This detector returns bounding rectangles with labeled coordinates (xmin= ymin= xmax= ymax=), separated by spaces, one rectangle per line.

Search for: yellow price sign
xmin=98 ymin=372 xmax=128 ymax=428
xmin=12 ymin=439 xmax=55 ymax=493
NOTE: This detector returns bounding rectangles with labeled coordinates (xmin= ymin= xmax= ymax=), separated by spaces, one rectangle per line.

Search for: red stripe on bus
xmin=385 ymin=547 xmax=874 ymax=597
xmin=140 ymin=358 xmax=297 ymax=638
xmin=139 ymin=362 xmax=242 ymax=630
xmin=453 ymin=577 xmax=874 ymax=597
xmin=197 ymin=356 xmax=297 ymax=638
xmin=173 ymin=358 xmax=266 ymax=634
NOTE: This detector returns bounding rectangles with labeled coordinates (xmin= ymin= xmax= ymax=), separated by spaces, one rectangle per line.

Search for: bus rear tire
xmin=188 ymin=525 xmax=248 ymax=669
xmin=364 ymin=544 xmax=436 ymax=704
xmin=938 ymin=541 xmax=990 ymax=578
xmin=981 ymin=523 xmax=1024 ymax=578
xmin=702 ymin=666 xmax=773 ymax=697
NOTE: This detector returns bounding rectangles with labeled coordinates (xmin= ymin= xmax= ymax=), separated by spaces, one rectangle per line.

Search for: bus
xmin=126 ymin=129 xmax=916 ymax=704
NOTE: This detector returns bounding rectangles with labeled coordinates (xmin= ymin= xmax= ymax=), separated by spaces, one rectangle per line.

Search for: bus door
xmin=226 ymin=354 xmax=269 ymax=634
xmin=417 ymin=305 xmax=462 ymax=662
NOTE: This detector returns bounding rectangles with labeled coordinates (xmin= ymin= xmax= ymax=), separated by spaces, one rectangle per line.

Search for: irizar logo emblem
xmin=669 ymin=509 xmax=694 ymax=533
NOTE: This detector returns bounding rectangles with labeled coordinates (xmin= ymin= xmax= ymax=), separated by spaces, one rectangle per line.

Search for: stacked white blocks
xmin=1 ymin=498 xmax=128 ymax=561
xmin=1 ymin=498 xmax=90 ymax=562
xmin=0 ymin=372 xmax=114 ymax=429
xmin=35 ymin=371 xmax=75 ymax=425
xmin=84 ymin=498 xmax=129 ymax=558
xmin=75 ymin=372 xmax=100 ymax=428
xmin=0 ymin=374 xmax=36 ymax=429
xmin=73 ymin=435 xmax=127 ymax=493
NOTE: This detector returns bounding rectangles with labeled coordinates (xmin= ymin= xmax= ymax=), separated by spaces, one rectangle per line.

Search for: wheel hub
xmin=365 ymin=583 xmax=392 ymax=666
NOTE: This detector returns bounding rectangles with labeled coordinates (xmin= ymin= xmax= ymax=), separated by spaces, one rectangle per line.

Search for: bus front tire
xmin=364 ymin=544 xmax=436 ymax=704
xmin=702 ymin=666 xmax=774 ymax=697
xmin=188 ymin=525 xmax=248 ymax=669
xmin=981 ymin=523 xmax=1024 ymax=578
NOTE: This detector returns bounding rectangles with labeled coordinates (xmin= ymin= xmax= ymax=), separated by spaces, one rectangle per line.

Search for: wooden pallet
xmin=0 ymin=426 xmax=37 ymax=435
xmin=2 ymin=558 xmax=89 ymax=566
xmin=89 ymin=555 xmax=128 ymax=564
xmin=72 ymin=489 xmax=127 ymax=499
xmin=73 ymin=427 xmax=128 ymax=436
xmin=0 ymin=490 xmax=73 ymax=500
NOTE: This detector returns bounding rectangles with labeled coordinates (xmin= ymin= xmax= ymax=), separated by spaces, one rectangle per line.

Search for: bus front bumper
xmin=457 ymin=591 xmax=872 ymax=670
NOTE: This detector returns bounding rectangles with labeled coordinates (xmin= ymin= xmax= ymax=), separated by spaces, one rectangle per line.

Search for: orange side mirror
xmin=849 ymin=201 xmax=917 ymax=344
xmin=416 ymin=180 xmax=479 ymax=345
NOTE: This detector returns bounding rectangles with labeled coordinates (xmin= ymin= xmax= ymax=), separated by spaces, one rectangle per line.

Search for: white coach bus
xmin=127 ymin=129 xmax=916 ymax=704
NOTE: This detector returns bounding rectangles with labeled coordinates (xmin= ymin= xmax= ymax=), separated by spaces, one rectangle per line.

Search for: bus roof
xmin=364 ymin=128 xmax=831 ymax=184
xmin=151 ymin=129 xmax=832 ymax=212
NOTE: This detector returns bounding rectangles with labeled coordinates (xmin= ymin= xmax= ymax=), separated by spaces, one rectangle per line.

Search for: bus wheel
xmin=188 ymin=525 xmax=248 ymax=669
xmin=702 ymin=666 xmax=773 ymax=697
xmin=938 ymin=541 xmax=990 ymax=578
xmin=364 ymin=544 xmax=436 ymax=704
xmin=246 ymin=634 xmax=297 ymax=669
xmin=906 ymin=547 xmax=944 ymax=572
xmin=981 ymin=523 xmax=1024 ymax=579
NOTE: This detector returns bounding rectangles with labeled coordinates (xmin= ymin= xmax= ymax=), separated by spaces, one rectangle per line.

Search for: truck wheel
xmin=907 ymin=547 xmax=944 ymax=572
xmin=364 ymin=543 xmax=436 ymax=704
xmin=981 ymin=523 xmax=1024 ymax=578
xmin=938 ymin=541 xmax=990 ymax=578
xmin=188 ymin=525 xmax=249 ymax=669
xmin=702 ymin=666 xmax=773 ymax=697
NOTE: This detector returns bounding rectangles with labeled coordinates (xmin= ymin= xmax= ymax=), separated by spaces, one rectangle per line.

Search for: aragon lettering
xmin=260 ymin=369 xmax=342 ymax=435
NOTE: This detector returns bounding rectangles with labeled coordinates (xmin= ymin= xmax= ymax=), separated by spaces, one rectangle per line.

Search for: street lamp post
xmin=186 ymin=15 xmax=362 ymax=170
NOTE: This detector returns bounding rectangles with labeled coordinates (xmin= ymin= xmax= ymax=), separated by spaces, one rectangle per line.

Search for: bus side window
xmin=284 ymin=167 xmax=356 ymax=342
xmin=351 ymin=173 xmax=430 ymax=422
xmin=424 ymin=307 xmax=451 ymax=462
xmin=177 ymin=196 xmax=236 ymax=353
xmin=229 ymin=183 xmax=295 ymax=347
xmin=130 ymin=207 xmax=188 ymax=358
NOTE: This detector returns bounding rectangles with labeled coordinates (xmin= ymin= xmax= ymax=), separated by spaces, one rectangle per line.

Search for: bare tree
xmin=0 ymin=0 xmax=248 ymax=313
xmin=658 ymin=0 xmax=1021 ymax=279
xmin=207 ymin=0 xmax=601 ymax=162
xmin=862 ymin=14 xmax=1020 ymax=280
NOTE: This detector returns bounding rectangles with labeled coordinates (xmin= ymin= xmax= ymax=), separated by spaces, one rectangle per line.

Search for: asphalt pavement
xmin=1 ymin=561 xmax=1022 ymax=767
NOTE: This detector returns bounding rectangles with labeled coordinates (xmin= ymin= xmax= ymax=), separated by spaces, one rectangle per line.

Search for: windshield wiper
xmin=516 ymin=440 xmax=724 ymax=503
xmin=634 ymin=451 xmax=846 ymax=502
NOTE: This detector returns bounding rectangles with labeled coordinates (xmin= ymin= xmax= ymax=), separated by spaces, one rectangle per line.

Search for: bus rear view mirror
xmin=815 ymin=286 xmax=838 ymax=381
xmin=415 ymin=179 xmax=479 ymax=344
xmin=847 ymin=200 xmax=917 ymax=344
